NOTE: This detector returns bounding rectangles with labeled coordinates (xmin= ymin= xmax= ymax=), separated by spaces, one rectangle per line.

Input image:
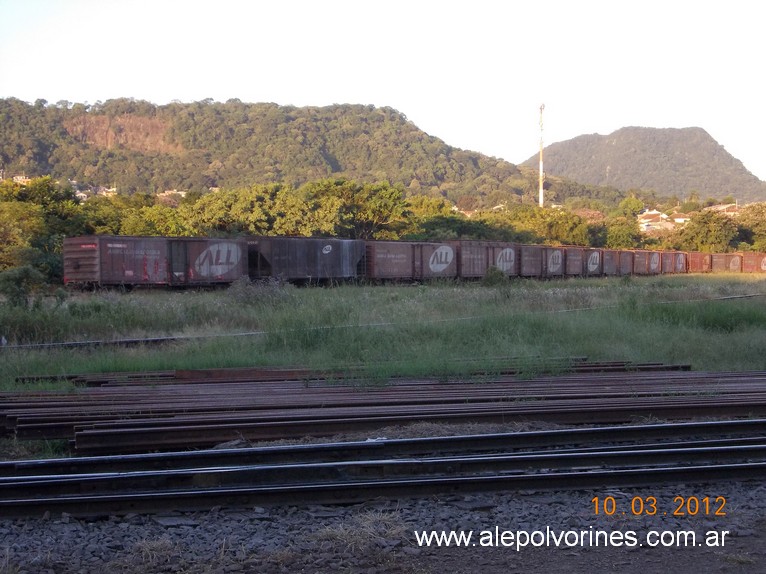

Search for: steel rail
xmin=72 ymin=397 xmax=766 ymax=454
xmin=2 ymin=459 xmax=764 ymax=518
xmin=2 ymin=418 xmax=766 ymax=478
xmin=3 ymin=442 xmax=766 ymax=499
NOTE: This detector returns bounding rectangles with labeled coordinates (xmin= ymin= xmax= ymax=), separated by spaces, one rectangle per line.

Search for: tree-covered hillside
xmin=1 ymin=98 xmax=549 ymax=210
xmin=523 ymin=127 xmax=766 ymax=204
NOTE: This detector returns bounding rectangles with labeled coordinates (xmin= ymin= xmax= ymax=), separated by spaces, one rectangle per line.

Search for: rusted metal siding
xmin=458 ymin=241 xmax=519 ymax=278
xmin=633 ymin=251 xmax=649 ymax=275
xmin=520 ymin=245 xmax=542 ymax=277
xmin=584 ymin=249 xmax=603 ymax=277
xmin=688 ymin=252 xmax=712 ymax=273
xmin=521 ymin=246 xmax=564 ymax=278
xmin=365 ymin=241 xmax=412 ymax=279
xmin=661 ymin=252 xmax=675 ymax=274
xmin=673 ymin=252 xmax=688 ymax=273
xmin=64 ymin=236 xmax=249 ymax=286
xmin=490 ymin=243 xmax=520 ymax=277
xmin=711 ymin=253 xmax=743 ymax=273
xmin=63 ymin=237 xmax=101 ymax=285
xmin=365 ymin=241 xmax=457 ymax=280
xmin=633 ymin=250 xmax=661 ymax=275
xmin=564 ymin=248 xmax=584 ymax=276
xmin=648 ymin=251 xmax=661 ymax=274
xmin=97 ymin=236 xmax=170 ymax=285
xmin=542 ymin=247 xmax=564 ymax=278
xmin=618 ymin=251 xmax=634 ymax=276
xmin=248 ymin=237 xmax=365 ymax=281
xmin=743 ymin=252 xmax=766 ymax=273
xmin=172 ymin=239 xmax=247 ymax=285
xmin=602 ymin=250 xmax=619 ymax=276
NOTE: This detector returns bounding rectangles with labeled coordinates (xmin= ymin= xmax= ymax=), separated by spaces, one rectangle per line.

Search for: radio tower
xmin=538 ymin=103 xmax=545 ymax=208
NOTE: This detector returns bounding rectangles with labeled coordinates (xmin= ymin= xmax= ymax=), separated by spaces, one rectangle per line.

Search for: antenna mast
xmin=538 ymin=103 xmax=545 ymax=208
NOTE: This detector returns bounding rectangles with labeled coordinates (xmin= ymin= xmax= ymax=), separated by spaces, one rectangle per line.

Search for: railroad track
xmin=1 ymin=419 xmax=765 ymax=518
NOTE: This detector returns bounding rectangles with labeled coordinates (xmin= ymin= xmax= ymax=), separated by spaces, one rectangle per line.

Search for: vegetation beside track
xmin=1 ymin=274 xmax=766 ymax=391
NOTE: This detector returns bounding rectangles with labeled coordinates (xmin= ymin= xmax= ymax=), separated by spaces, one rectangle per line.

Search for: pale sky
xmin=1 ymin=0 xmax=764 ymax=180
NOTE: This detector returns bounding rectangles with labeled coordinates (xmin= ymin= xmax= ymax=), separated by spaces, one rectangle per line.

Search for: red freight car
xmin=564 ymin=247 xmax=584 ymax=277
xmin=63 ymin=236 xmax=248 ymax=287
xmin=688 ymin=252 xmax=712 ymax=273
xmin=365 ymin=241 xmax=458 ymax=280
xmin=520 ymin=245 xmax=565 ymax=278
xmin=602 ymin=250 xmax=620 ymax=276
xmin=743 ymin=252 xmax=766 ymax=273
xmin=711 ymin=253 xmax=743 ymax=273
xmin=584 ymin=249 xmax=603 ymax=277
xmin=458 ymin=241 xmax=520 ymax=278
xmin=661 ymin=251 xmax=675 ymax=274
xmin=618 ymin=251 xmax=634 ymax=276
xmin=633 ymin=250 xmax=661 ymax=275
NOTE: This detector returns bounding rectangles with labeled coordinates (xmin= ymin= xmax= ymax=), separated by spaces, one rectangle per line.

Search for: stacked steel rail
xmin=7 ymin=362 xmax=766 ymax=455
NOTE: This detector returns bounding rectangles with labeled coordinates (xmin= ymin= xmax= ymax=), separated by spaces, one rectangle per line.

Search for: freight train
xmin=62 ymin=235 xmax=766 ymax=288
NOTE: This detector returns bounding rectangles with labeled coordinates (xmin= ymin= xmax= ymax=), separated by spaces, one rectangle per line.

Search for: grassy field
xmin=1 ymin=274 xmax=766 ymax=391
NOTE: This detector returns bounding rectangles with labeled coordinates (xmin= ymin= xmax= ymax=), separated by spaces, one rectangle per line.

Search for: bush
xmin=0 ymin=266 xmax=46 ymax=309
xmin=481 ymin=266 xmax=508 ymax=287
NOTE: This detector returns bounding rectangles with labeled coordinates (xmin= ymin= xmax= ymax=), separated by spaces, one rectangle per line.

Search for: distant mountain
xmin=523 ymin=127 xmax=766 ymax=204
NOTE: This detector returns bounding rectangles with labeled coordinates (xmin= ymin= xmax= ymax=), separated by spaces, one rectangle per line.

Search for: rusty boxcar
xmin=583 ymin=249 xmax=603 ymax=277
xmin=564 ymin=247 xmax=584 ymax=277
xmin=688 ymin=252 xmax=712 ymax=273
xmin=520 ymin=245 xmax=564 ymax=278
xmin=457 ymin=241 xmax=520 ymax=278
xmin=63 ymin=236 xmax=248 ymax=287
xmin=365 ymin=241 xmax=458 ymax=280
xmin=246 ymin=236 xmax=365 ymax=281
xmin=743 ymin=252 xmax=766 ymax=273
xmin=602 ymin=250 xmax=620 ymax=276
xmin=711 ymin=253 xmax=742 ymax=273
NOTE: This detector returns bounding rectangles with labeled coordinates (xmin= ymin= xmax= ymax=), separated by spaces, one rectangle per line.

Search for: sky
xmin=1 ymin=0 xmax=764 ymax=180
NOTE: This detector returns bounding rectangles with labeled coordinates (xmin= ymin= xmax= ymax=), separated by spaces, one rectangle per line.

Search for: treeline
xmin=3 ymin=176 xmax=766 ymax=285
xmin=1 ymin=98 xmax=632 ymax=211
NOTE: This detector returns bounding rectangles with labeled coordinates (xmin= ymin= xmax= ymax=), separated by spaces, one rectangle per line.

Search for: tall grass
xmin=1 ymin=275 xmax=766 ymax=390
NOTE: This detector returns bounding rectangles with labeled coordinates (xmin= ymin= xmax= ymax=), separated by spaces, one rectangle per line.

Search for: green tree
xmin=671 ymin=210 xmax=738 ymax=252
xmin=615 ymin=196 xmax=644 ymax=218
xmin=0 ymin=202 xmax=46 ymax=269
xmin=737 ymin=202 xmax=766 ymax=250
xmin=120 ymin=205 xmax=193 ymax=236
xmin=271 ymin=187 xmax=343 ymax=236
xmin=179 ymin=185 xmax=279 ymax=235
xmin=605 ymin=216 xmax=642 ymax=248
xmin=0 ymin=265 xmax=46 ymax=308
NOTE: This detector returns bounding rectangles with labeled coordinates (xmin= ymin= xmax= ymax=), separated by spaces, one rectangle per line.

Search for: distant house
xmin=573 ymin=209 xmax=606 ymax=224
xmin=670 ymin=212 xmax=692 ymax=225
xmin=704 ymin=203 xmax=739 ymax=216
xmin=94 ymin=186 xmax=117 ymax=197
xmin=637 ymin=209 xmax=674 ymax=232
xmin=12 ymin=175 xmax=31 ymax=185
xmin=158 ymin=189 xmax=187 ymax=198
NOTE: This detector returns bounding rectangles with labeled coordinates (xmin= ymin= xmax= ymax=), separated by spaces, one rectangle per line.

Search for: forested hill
xmin=523 ymin=127 xmax=766 ymax=204
xmin=0 ymin=98 xmax=542 ymax=210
